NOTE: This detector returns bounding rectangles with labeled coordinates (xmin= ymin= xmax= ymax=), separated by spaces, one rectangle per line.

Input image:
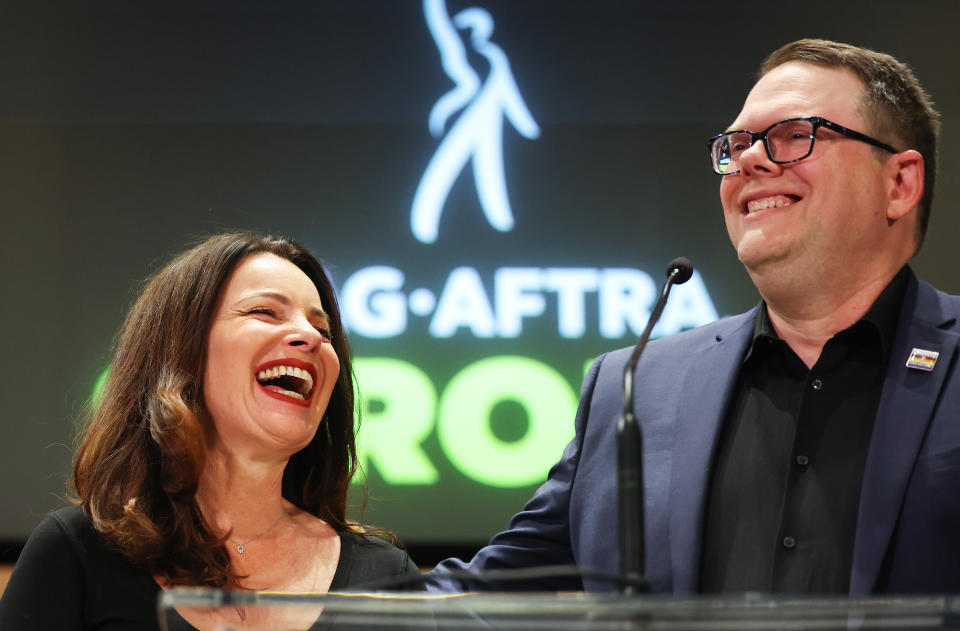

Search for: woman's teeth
xmin=255 ymin=364 xmax=314 ymax=397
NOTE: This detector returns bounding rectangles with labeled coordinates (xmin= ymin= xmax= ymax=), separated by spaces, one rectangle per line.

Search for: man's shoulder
xmin=602 ymin=307 xmax=758 ymax=366
xmin=916 ymin=277 xmax=960 ymax=318
xmin=651 ymin=308 xmax=758 ymax=348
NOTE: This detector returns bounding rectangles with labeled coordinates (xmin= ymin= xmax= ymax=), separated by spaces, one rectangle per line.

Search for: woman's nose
xmin=285 ymin=318 xmax=325 ymax=350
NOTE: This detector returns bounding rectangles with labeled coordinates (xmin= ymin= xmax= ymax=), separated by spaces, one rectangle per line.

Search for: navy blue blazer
xmin=426 ymin=272 xmax=960 ymax=594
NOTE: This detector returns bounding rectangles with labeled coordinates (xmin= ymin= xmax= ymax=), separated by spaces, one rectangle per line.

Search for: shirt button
xmin=796 ymin=454 xmax=809 ymax=466
xmin=783 ymin=536 xmax=797 ymax=549
xmin=811 ymin=378 xmax=823 ymax=391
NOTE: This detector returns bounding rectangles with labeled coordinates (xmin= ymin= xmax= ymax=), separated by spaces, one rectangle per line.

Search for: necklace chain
xmin=230 ymin=512 xmax=285 ymax=555
xmin=231 ymin=532 xmax=324 ymax=622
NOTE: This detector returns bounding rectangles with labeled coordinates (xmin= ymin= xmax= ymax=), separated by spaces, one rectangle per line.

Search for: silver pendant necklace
xmin=231 ymin=513 xmax=285 ymax=555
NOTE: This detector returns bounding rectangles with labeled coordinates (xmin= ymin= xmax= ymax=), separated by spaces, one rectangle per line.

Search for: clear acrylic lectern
xmin=158 ymin=588 xmax=960 ymax=631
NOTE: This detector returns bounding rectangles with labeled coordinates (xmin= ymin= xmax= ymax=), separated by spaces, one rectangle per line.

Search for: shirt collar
xmin=860 ymin=265 xmax=910 ymax=356
xmin=744 ymin=266 xmax=910 ymax=364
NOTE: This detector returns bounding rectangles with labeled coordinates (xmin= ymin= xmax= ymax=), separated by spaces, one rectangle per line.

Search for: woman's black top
xmin=0 ymin=506 xmax=424 ymax=630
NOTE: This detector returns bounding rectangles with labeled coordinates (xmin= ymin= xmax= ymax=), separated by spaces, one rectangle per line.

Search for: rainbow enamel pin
xmin=906 ymin=348 xmax=939 ymax=372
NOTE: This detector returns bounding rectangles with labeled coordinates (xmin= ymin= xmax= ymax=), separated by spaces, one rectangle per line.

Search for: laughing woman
xmin=0 ymin=234 xmax=423 ymax=630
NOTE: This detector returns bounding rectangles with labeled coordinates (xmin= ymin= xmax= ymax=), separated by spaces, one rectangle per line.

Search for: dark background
xmin=2 ymin=0 xmax=958 ymax=561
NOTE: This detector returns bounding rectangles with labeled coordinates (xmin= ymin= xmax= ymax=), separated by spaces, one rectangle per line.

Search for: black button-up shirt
xmin=699 ymin=267 xmax=909 ymax=594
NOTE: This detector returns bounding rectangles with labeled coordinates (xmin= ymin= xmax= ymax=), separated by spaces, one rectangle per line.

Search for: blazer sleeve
xmin=424 ymin=355 xmax=607 ymax=592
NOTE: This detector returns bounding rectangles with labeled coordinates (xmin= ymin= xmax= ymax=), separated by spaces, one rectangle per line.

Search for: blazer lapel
xmin=850 ymin=278 xmax=960 ymax=595
xmin=668 ymin=308 xmax=756 ymax=593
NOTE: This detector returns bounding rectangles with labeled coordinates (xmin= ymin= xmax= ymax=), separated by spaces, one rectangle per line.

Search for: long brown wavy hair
xmin=73 ymin=233 xmax=359 ymax=586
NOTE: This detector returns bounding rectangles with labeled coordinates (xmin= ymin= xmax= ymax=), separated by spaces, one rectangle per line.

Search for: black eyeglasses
xmin=707 ymin=116 xmax=898 ymax=175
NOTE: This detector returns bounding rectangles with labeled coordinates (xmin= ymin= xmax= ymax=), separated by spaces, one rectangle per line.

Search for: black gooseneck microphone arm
xmin=618 ymin=257 xmax=694 ymax=594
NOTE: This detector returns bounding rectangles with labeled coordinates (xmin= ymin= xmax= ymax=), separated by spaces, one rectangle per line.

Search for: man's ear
xmin=886 ymin=149 xmax=924 ymax=222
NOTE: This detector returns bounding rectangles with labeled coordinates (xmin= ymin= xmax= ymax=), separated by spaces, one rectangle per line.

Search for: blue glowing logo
xmin=411 ymin=0 xmax=541 ymax=244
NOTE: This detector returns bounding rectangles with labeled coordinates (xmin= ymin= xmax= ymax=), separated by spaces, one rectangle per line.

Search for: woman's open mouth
xmin=254 ymin=359 xmax=316 ymax=408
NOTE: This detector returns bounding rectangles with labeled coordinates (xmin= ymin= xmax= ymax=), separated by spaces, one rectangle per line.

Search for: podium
xmin=159 ymin=589 xmax=960 ymax=631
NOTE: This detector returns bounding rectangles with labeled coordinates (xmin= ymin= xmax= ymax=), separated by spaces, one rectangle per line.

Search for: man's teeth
xmin=255 ymin=365 xmax=314 ymax=395
xmin=747 ymin=197 xmax=793 ymax=213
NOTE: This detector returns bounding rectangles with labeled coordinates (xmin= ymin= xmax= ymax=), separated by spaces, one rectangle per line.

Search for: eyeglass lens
xmin=713 ymin=119 xmax=816 ymax=174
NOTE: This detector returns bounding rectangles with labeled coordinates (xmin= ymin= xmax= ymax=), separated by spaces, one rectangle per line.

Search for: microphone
xmin=666 ymin=257 xmax=694 ymax=285
xmin=618 ymin=257 xmax=693 ymax=594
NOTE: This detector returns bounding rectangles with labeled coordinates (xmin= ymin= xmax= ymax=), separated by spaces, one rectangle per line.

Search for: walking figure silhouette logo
xmin=411 ymin=0 xmax=540 ymax=244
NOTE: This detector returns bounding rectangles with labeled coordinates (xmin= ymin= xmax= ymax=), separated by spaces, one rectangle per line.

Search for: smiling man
xmin=427 ymin=39 xmax=959 ymax=595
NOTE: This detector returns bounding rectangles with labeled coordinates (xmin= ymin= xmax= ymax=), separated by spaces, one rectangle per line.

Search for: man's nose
xmin=737 ymin=139 xmax=782 ymax=177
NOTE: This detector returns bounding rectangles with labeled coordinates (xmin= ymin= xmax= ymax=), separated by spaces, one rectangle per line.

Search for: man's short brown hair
xmin=760 ymin=39 xmax=940 ymax=250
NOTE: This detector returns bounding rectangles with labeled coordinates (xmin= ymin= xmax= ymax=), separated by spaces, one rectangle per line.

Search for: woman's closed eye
xmin=246 ymin=307 xmax=279 ymax=318
xmin=245 ymin=306 xmax=331 ymax=341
